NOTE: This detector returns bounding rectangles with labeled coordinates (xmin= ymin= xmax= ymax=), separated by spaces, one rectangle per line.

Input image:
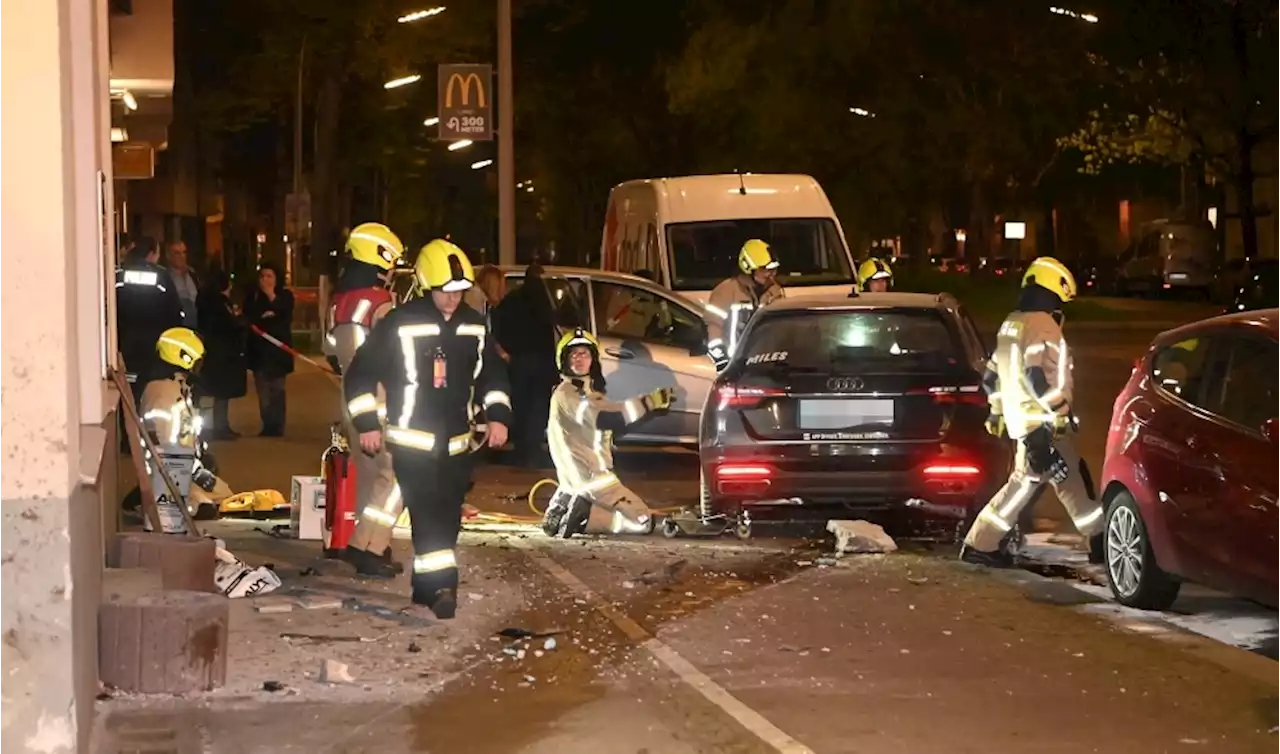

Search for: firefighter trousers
xmin=964 ymin=432 xmax=1101 ymax=553
xmin=345 ymin=416 xmax=402 ymax=554
xmin=580 ymin=479 xmax=652 ymax=535
xmin=390 ymin=449 xmax=475 ymax=599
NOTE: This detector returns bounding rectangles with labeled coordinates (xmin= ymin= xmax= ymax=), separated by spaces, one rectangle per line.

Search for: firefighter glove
xmin=984 ymin=414 xmax=1006 ymax=438
xmin=646 ymin=387 xmax=675 ymax=412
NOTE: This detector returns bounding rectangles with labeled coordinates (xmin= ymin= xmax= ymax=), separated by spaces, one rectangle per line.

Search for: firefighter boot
xmin=1087 ymin=532 xmax=1105 ymax=565
xmin=376 ymin=547 xmax=405 ymax=574
xmin=556 ymin=495 xmax=592 ymax=539
xmin=413 ymin=587 xmax=457 ymax=620
xmin=541 ymin=490 xmax=572 ymax=537
xmin=959 ymin=544 xmax=1014 ymax=568
xmin=343 ymin=546 xmax=398 ymax=579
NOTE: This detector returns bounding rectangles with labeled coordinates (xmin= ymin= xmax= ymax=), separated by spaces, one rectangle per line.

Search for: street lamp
xmin=849 ymin=107 xmax=875 ymax=117
xmin=398 ymin=6 xmax=446 ymax=23
xmin=423 ymin=116 xmax=439 ymax=127
xmin=472 ymin=159 xmax=493 ymax=170
xmin=448 ymin=139 xmax=474 ymax=151
xmin=384 ymin=74 xmax=422 ymax=89
xmin=1049 ymin=6 xmax=1099 ymax=22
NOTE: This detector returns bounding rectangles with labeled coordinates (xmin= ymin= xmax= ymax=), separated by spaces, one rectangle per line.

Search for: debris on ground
xmin=319 ymin=659 xmax=355 ymax=684
xmin=214 ymin=547 xmax=283 ymax=598
xmin=408 ymin=642 xmax=422 ymax=653
xmin=542 ymin=637 xmax=557 ymax=651
xmin=827 ymin=520 xmax=898 ymax=555
xmin=281 ymin=632 xmax=376 ymax=643
xmin=262 ymin=681 xmax=285 ymax=692
xmin=635 ymin=558 xmax=688 ymax=585
xmin=255 ymin=598 xmax=295 ymax=614
xmin=297 ymin=595 xmax=344 ymax=610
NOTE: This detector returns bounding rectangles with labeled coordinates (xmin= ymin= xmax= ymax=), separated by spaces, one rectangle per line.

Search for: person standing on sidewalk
xmin=343 ymin=239 xmax=512 ymax=618
xmin=167 ymin=240 xmax=200 ymax=324
xmin=325 ymin=222 xmax=407 ymax=578
xmin=244 ymin=262 xmax=295 ymax=437
xmin=196 ymin=268 xmax=247 ymax=440
xmin=960 ymin=256 xmax=1104 ymax=567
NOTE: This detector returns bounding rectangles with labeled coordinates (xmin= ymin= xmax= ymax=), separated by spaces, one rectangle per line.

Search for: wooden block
xmin=109 ymin=532 xmax=217 ymax=593
xmin=99 ymin=590 xmax=230 ymax=694
xmin=101 ymin=567 xmax=164 ymax=603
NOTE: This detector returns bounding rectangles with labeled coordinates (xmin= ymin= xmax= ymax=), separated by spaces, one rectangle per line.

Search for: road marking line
xmin=512 ymin=540 xmax=816 ymax=754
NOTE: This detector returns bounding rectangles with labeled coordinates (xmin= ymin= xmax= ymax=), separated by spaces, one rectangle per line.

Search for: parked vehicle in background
xmin=1113 ymin=220 xmax=1217 ymax=298
xmin=1210 ymin=257 xmax=1250 ymax=304
xmin=397 ymin=265 xmax=714 ymax=446
xmin=1100 ymin=308 xmax=1278 ymax=610
xmin=599 ymin=174 xmax=858 ymax=303
xmin=1228 ymin=259 xmax=1278 ymax=313
xmin=698 ymin=292 xmax=1008 ymax=537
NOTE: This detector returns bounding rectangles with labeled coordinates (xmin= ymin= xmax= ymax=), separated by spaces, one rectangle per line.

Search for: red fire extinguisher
xmin=321 ymin=425 xmax=358 ymax=558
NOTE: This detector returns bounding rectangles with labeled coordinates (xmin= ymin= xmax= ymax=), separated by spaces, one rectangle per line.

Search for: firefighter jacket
xmin=344 ymin=297 xmax=512 ymax=456
xmin=325 ymin=286 xmax=396 ymax=374
xmin=986 ymin=310 xmax=1074 ymax=440
xmin=703 ymin=273 xmax=784 ymax=365
xmin=139 ymin=373 xmax=231 ymax=504
xmin=116 ymin=261 xmax=186 ymax=381
xmin=546 ymin=377 xmax=659 ymax=496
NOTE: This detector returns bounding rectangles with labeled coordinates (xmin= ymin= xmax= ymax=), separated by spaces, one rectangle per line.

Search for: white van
xmin=599 ymin=174 xmax=858 ymax=303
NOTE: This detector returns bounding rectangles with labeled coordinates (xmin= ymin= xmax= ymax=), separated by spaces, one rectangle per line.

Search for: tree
xmin=1058 ymin=0 xmax=1278 ymax=258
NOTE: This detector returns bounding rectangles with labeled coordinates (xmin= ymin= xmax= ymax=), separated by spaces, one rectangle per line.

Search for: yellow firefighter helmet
xmin=415 ymin=239 xmax=475 ymax=292
xmin=156 ymin=327 xmax=205 ymax=371
xmin=345 ymin=222 xmax=406 ymax=270
xmin=738 ymin=239 xmax=780 ymax=274
xmin=1022 ymin=256 xmax=1078 ymax=303
xmin=857 ymin=258 xmax=893 ymax=291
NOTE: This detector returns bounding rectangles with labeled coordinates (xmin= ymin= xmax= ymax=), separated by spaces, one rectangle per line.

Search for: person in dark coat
xmin=243 ymin=262 xmax=295 ymax=437
xmin=492 ymin=262 xmax=558 ymax=467
xmin=196 ymin=269 xmax=248 ymax=440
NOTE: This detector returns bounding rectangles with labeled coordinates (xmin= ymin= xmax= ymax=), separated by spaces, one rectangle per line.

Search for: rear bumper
xmin=700 ymin=439 xmax=1009 ymax=521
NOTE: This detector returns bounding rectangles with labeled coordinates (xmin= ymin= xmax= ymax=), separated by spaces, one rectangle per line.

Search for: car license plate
xmin=799 ymin=399 xmax=894 ymax=430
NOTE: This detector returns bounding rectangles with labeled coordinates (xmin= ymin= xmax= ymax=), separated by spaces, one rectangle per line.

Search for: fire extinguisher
xmin=320 ymin=424 xmax=358 ymax=558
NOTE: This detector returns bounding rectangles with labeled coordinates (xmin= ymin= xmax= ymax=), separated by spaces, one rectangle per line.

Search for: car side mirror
xmin=1263 ymin=418 xmax=1278 ymax=443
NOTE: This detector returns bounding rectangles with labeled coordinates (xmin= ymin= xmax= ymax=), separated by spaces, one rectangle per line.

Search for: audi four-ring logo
xmin=826 ymin=377 xmax=865 ymax=391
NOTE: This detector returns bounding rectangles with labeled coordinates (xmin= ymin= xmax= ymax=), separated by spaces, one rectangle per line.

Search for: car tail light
xmin=907 ymin=385 xmax=988 ymax=406
xmin=716 ymin=385 xmax=786 ymax=410
xmin=716 ymin=463 xmax=772 ymax=479
xmin=922 ymin=462 xmax=981 ymax=478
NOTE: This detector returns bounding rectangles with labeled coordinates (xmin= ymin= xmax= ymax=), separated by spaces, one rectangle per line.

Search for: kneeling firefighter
xmin=139 ymin=327 xmax=232 ymax=526
xmin=541 ymin=328 xmax=675 ymax=538
xmin=343 ymin=239 xmax=511 ymax=619
xmin=325 ymin=222 xmax=407 ymax=577
xmin=960 ymin=256 xmax=1103 ymax=567
xmin=703 ymin=239 xmax=785 ymax=370
xmin=857 ymin=258 xmax=893 ymax=293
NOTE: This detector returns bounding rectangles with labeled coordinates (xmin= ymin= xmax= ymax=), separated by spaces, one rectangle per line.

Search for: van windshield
xmin=665 ymin=218 xmax=854 ymax=291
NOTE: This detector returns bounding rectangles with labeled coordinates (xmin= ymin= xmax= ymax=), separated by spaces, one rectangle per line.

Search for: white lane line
xmin=511 ymin=540 xmax=816 ymax=754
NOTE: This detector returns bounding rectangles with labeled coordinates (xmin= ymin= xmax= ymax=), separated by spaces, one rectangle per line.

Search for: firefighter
xmin=960 ymin=256 xmax=1103 ymax=567
xmin=857 ymin=258 xmax=894 ymax=293
xmin=343 ymin=239 xmax=512 ymax=619
xmin=116 ymin=235 xmax=186 ymax=404
xmin=540 ymin=328 xmax=675 ymax=538
xmin=140 ymin=327 xmax=231 ymax=522
xmin=324 ymin=222 xmax=407 ymax=578
xmin=703 ymin=239 xmax=786 ymax=370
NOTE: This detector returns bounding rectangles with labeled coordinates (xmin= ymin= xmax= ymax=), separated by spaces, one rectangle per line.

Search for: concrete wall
xmin=2 ymin=0 xmax=117 ymax=751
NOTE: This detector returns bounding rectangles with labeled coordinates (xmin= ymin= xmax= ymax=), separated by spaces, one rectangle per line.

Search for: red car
xmin=1100 ymin=308 xmax=1278 ymax=609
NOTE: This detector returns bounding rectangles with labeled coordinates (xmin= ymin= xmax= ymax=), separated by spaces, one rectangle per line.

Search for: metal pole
xmin=291 ymin=37 xmax=306 ymax=283
xmin=497 ymin=0 xmax=516 ymax=265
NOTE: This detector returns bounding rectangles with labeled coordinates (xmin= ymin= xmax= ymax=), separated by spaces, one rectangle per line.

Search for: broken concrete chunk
xmin=827 ymin=520 xmax=898 ymax=555
xmin=296 ymin=595 xmax=344 ymax=611
xmin=319 ymin=659 xmax=355 ymax=684
xmin=255 ymin=598 xmax=295 ymax=614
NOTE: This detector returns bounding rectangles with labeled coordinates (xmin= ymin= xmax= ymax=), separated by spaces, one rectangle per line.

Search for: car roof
xmin=495 ymin=264 xmax=707 ymax=311
xmin=762 ymin=291 xmax=956 ymax=313
xmin=1158 ymin=307 xmax=1278 ymax=343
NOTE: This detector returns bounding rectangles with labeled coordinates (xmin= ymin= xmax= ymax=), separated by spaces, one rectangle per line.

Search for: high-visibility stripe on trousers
xmin=388 ymin=447 xmax=475 ymax=599
xmin=963 ymin=432 xmax=1101 ymax=553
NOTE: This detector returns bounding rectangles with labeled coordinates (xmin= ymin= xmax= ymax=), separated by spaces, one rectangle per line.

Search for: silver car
xmin=397 ymin=265 xmax=716 ymax=446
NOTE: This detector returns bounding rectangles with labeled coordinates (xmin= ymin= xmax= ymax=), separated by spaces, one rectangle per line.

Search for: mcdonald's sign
xmin=437 ymin=63 xmax=493 ymax=142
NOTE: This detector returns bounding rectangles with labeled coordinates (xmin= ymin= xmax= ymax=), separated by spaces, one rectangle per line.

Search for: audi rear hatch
xmin=717 ymin=308 xmax=987 ymax=445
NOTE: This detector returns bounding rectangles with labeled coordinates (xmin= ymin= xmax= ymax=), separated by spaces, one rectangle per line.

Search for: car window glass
xmin=1201 ymin=336 xmax=1278 ymax=431
xmin=503 ymin=274 xmax=589 ymax=334
xmin=743 ymin=309 xmax=960 ymax=373
xmin=1149 ymin=336 xmax=1213 ymax=406
xmin=592 ymin=281 xmax=702 ymax=350
xmin=955 ymin=306 xmax=988 ymax=360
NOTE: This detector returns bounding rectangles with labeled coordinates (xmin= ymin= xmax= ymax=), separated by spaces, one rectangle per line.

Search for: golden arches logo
xmin=444 ymin=73 xmax=486 ymax=108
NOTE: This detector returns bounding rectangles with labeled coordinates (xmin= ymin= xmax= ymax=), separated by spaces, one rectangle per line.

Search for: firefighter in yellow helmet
xmin=961 ymin=256 xmax=1103 ymax=567
xmin=139 ymin=328 xmax=232 ymax=527
xmin=857 ymin=258 xmax=894 ymax=293
xmin=343 ymin=238 xmax=512 ymax=619
xmin=540 ymin=328 xmax=675 ymax=538
xmin=703 ymin=239 xmax=785 ymax=370
xmin=323 ymin=223 xmax=409 ymax=578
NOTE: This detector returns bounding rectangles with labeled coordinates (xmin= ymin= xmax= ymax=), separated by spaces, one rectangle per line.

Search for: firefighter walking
xmin=323 ymin=222 xmax=407 ymax=578
xmin=540 ymin=328 xmax=675 ymax=538
xmin=960 ymin=256 xmax=1103 ymax=567
xmin=343 ymin=239 xmax=511 ymax=618
xmin=703 ymin=239 xmax=785 ymax=370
